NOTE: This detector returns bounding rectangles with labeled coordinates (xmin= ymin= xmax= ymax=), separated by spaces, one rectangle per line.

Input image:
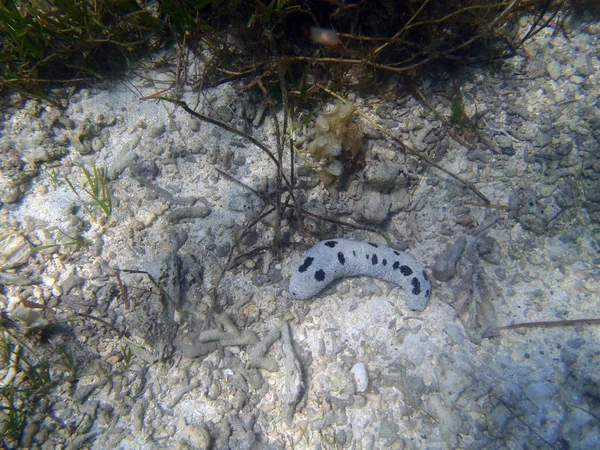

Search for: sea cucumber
xmin=289 ymin=239 xmax=431 ymax=311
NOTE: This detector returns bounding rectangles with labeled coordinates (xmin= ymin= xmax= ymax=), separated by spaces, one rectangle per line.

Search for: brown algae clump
xmin=306 ymin=100 xmax=363 ymax=185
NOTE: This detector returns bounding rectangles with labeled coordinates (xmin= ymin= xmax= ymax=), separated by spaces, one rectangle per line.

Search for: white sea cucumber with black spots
xmin=289 ymin=238 xmax=431 ymax=311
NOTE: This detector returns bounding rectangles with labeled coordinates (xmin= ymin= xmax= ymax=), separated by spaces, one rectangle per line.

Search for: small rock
xmin=570 ymin=75 xmax=585 ymax=85
xmin=490 ymin=404 xmax=512 ymax=433
xmin=583 ymin=179 xmax=600 ymax=203
xmin=207 ymin=378 xmax=222 ymax=400
xmin=547 ymin=60 xmax=562 ymax=80
xmin=173 ymin=329 xmax=217 ymax=358
xmin=1 ymin=184 xmax=27 ymax=204
xmin=190 ymin=142 xmax=206 ymax=154
xmin=559 ymin=227 xmax=583 ymax=243
xmin=215 ymin=105 xmax=233 ymax=123
xmin=401 ymin=375 xmax=426 ymax=412
xmin=363 ymin=160 xmax=401 ymax=191
xmin=467 ymin=147 xmax=489 ymax=162
xmin=139 ymin=211 xmax=157 ymax=227
xmin=524 ymin=381 xmax=557 ymax=403
xmin=91 ymin=136 xmax=104 ymax=152
xmin=424 ymin=395 xmax=462 ymax=448
xmin=261 ymin=210 xmax=278 ymax=228
xmin=149 ymin=124 xmax=166 ymax=138
xmin=354 ymin=190 xmax=391 ymax=225
xmin=67 ymin=131 xmax=92 ymax=154
xmin=108 ymin=148 xmax=139 ymax=180
xmin=61 ymin=294 xmax=91 ymax=314
xmin=432 ymin=236 xmax=467 ymax=281
xmin=443 ymin=324 xmax=465 ymax=345
xmin=334 ymin=429 xmax=348 ymax=445
xmin=253 ymin=100 xmax=267 ymax=127
xmin=215 ymin=242 xmax=231 ymax=257
xmin=167 ymin=206 xmax=212 ymax=222
xmin=19 ymin=420 xmax=40 ymax=449
xmin=189 ymin=119 xmax=201 ymax=132
xmin=132 ymin=159 xmax=159 ymax=179
xmin=221 ymin=149 xmax=234 ymax=170
xmin=512 ymin=188 xmax=549 ymax=235
xmin=390 ymin=187 xmax=410 ymax=213
xmin=495 ymin=135 xmax=513 ymax=149
xmin=233 ymin=152 xmax=246 ymax=166
xmin=0 ymin=227 xmax=31 ymax=270
xmin=574 ymin=53 xmax=593 ymax=76
xmin=378 ymin=418 xmax=400 ymax=441
xmin=178 ymin=419 xmax=211 ymax=449
xmin=507 ymin=105 xmax=531 ymax=120
xmin=351 ymin=363 xmax=369 ymax=393
xmin=131 ymin=400 xmax=146 ymax=433
xmin=566 ymin=338 xmax=585 ymax=349
xmin=476 ymin=237 xmax=502 ymax=265
xmin=347 ymin=179 xmax=362 ymax=198
xmin=240 ymin=230 xmax=259 ymax=247
xmin=560 ymin=347 xmax=578 ymax=366
xmin=533 ymin=131 xmax=552 ymax=148
xmin=61 ymin=273 xmax=84 ymax=294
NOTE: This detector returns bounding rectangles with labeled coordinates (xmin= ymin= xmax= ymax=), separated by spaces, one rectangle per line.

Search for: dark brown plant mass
xmin=0 ymin=0 xmax=590 ymax=100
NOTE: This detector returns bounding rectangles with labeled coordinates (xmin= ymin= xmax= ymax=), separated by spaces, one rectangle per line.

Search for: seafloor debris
xmin=453 ymin=267 xmax=500 ymax=344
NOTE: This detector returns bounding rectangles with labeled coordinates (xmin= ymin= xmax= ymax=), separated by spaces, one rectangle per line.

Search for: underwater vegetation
xmin=306 ymin=100 xmax=363 ymax=185
xmin=0 ymin=0 xmax=584 ymax=101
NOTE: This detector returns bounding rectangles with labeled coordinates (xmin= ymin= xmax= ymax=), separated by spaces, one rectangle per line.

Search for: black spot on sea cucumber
xmin=298 ymin=257 xmax=314 ymax=273
xmin=315 ymin=269 xmax=326 ymax=281
xmin=325 ymin=241 xmax=338 ymax=248
xmin=352 ymin=250 xmax=356 ymax=257
xmin=411 ymin=277 xmax=421 ymax=295
xmin=372 ymin=254 xmax=378 ymax=265
xmin=338 ymin=252 xmax=345 ymax=265
xmin=393 ymin=251 xmax=401 ymax=256
xmin=382 ymin=259 xmax=387 ymax=266
xmin=392 ymin=262 xmax=413 ymax=276
xmin=425 ymin=289 xmax=430 ymax=298
xmin=366 ymin=254 xmax=369 ymax=260
xmin=423 ymin=270 xmax=428 ymax=281
xmin=400 ymin=265 xmax=413 ymax=276
xmin=368 ymin=242 xmax=378 ymax=248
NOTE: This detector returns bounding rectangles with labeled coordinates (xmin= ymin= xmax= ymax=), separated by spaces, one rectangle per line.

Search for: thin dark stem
xmin=500 ymin=318 xmax=600 ymax=330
